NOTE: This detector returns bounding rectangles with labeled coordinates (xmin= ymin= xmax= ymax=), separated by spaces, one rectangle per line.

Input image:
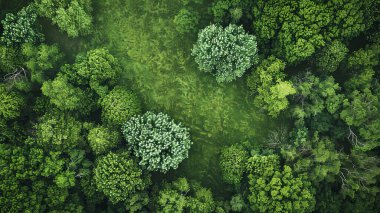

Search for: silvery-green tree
xmin=122 ymin=112 xmax=192 ymax=173
xmin=192 ymin=24 xmax=258 ymax=83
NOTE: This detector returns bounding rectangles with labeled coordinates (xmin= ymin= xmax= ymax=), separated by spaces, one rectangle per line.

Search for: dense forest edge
xmin=0 ymin=0 xmax=379 ymax=212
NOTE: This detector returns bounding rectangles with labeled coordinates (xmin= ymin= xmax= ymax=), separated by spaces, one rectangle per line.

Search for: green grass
xmin=45 ymin=0 xmax=279 ymax=197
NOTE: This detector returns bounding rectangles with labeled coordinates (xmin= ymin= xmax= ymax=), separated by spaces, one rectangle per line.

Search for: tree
xmin=100 ymin=87 xmax=140 ymax=126
xmin=247 ymin=154 xmax=316 ymax=213
xmin=87 ymin=126 xmax=120 ymax=155
xmin=252 ymin=0 xmax=331 ymax=64
xmin=220 ymin=145 xmax=248 ymax=185
xmin=122 ymin=112 xmax=192 ymax=173
xmin=292 ymin=73 xmax=344 ymax=119
xmin=192 ymin=24 xmax=258 ymax=83
xmin=247 ymin=56 xmax=295 ymax=117
xmin=0 ymin=6 xmax=43 ymax=46
xmin=22 ymin=43 xmax=63 ymax=83
xmin=0 ymin=45 xmax=23 ymax=74
xmin=35 ymin=112 xmax=83 ymax=151
xmin=157 ymin=178 xmax=215 ymax=213
xmin=94 ymin=152 xmax=150 ymax=204
xmin=34 ymin=0 xmax=93 ymax=37
xmin=340 ymin=88 xmax=378 ymax=127
xmin=173 ymin=9 xmax=199 ymax=34
xmin=41 ymin=75 xmax=86 ymax=111
xmin=73 ymin=48 xmax=120 ymax=96
xmin=316 ymin=40 xmax=348 ymax=73
xmin=0 ymin=84 xmax=24 ymax=120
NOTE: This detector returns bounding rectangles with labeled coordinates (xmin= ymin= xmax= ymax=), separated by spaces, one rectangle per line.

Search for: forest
xmin=0 ymin=0 xmax=379 ymax=212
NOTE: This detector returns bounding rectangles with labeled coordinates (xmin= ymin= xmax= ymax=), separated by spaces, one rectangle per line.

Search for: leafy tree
xmin=34 ymin=0 xmax=93 ymax=37
xmin=0 ymin=45 xmax=23 ymax=74
xmin=292 ymin=73 xmax=344 ymax=119
xmin=247 ymin=56 xmax=295 ymax=117
xmin=252 ymin=0 xmax=330 ymax=64
xmin=192 ymin=24 xmax=258 ymax=83
xmin=94 ymin=152 xmax=150 ymax=204
xmin=157 ymin=178 xmax=215 ymax=213
xmin=122 ymin=112 xmax=192 ymax=173
xmin=339 ymin=149 xmax=380 ymax=199
xmin=210 ymin=0 xmax=252 ymax=23
xmin=100 ymin=86 xmax=140 ymax=126
xmin=0 ymin=6 xmax=43 ymax=46
xmin=22 ymin=43 xmax=63 ymax=83
xmin=316 ymin=40 xmax=348 ymax=73
xmin=35 ymin=112 xmax=83 ymax=150
xmin=220 ymin=145 xmax=248 ymax=185
xmin=340 ymin=88 xmax=378 ymax=127
xmin=173 ymin=9 xmax=199 ymax=34
xmin=41 ymin=75 xmax=86 ymax=111
xmin=0 ymin=84 xmax=24 ymax=120
xmin=73 ymin=48 xmax=120 ymax=96
xmin=230 ymin=194 xmax=246 ymax=212
xmin=247 ymin=154 xmax=316 ymax=213
xmin=87 ymin=126 xmax=120 ymax=155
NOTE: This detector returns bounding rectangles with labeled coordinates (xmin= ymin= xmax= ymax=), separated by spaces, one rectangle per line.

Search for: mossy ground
xmin=44 ymin=0 xmax=280 ymax=197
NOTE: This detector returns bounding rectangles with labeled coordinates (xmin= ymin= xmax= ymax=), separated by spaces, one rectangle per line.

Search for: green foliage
xmin=316 ymin=40 xmax=348 ymax=73
xmin=36 ymin=112 xmax=82 ymax=150
xmin=192 ymin=24 xmax=258 ymax=83
xmin=292 ymin=73 xmax=344 ymax=119
xmin=340 ymin=149 xmax=380 ymax=199
xmin=248 ymin=56 xmax=295 ymax=117
xmin=0 ymin=45 xmax=23 ymax=73
xmin=230 ymin=194 xmax=246 ymax=212
xmin=41 ymin=75 xmax=86 ymax=111
xmin=88 ymin=126 xmax=120 ymax=155
xmin=94 ymin=152 xmax=150 ymax=204
xmin=220 ymin=145 xmax=248 ymax=185
xmin=340 ymin=88 xmax=378 ymax=127
xmin=173 ymin=9 xmax=199 ymax=34
xmin=100 ymin=86 xmax=140 ymax=126
xmin=252 ymin=0 xmax=368 ymax=64
xmin=0 ymin=6 xmax=42 ymax=46
xmin=0 ymin=84 xmax=24 ymax=120
xmin=34 ymin=0 xmax=93 ymax=37
xmin=73 ymin=48 xmax=120 ymax=96
xmin=22 ymin=43 xmax=63 ymax=83
xmin=247 ymin=154 xmax=316 ymax=213
xmin=157 ymin=178 xmax=215 ymax=213
xmin=210 ymin=0 xmax=251 ymax=23
xmin=122 ymin=112 xmax=192 ymax=173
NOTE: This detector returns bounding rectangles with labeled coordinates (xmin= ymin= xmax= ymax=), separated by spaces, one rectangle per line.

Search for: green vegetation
xmin=192 ymin=24 xmax=258 ymax=83
xmin=122 ymin=112 xmax=192 ymax=173
xmin=0 ymin=0 xmax=379 ymax=212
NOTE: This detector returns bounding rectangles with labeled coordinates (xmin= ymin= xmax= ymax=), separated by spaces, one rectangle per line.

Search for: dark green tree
xmin=0 ymin=6 xmax=42 ymax=46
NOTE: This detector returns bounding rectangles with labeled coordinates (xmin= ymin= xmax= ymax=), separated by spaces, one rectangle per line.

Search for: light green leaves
xmin=192 ymin=24 xmax=258 ymax=83
xmin=122 ymin=112 xmax=192 ymax=173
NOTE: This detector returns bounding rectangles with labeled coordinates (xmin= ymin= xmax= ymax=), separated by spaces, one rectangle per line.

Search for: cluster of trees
xmin=1 ymin=0 xmax=379 ymax=212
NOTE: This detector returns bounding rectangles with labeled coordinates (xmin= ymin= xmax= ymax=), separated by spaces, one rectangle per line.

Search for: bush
xmin=100 ymin=87 xmax=140 ymax=126
xmin=94 ymin=152 xmax=150 ymax=204
xmin=192 ymin=24 xmax=258 ymax=83
xmin=122 ymin=112 xmax=192 ymax=173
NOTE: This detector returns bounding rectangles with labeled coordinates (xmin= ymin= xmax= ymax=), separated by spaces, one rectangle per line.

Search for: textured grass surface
xmin=45 ymin=0 xmax=279 ymax=197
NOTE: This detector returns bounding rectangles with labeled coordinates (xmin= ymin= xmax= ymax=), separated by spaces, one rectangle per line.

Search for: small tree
xmin=1 ymin=6 xmax=42 ymax=46
xmin=100 ymin=87 xmax=140 ymax=126
xmin=88 ymin=126 xmax=120 ymax=155
xmin=0 ymin=84 xmax=24 ymax=120
xmin=220 ymin=145 xmax=248 ymax=185
xmin=192 ymin=24 xmax=258 ymax=83
xmin=94 ymin=152 xmax=150 ymax=204
xmin=316 ymin=40 xmax=348 ymax=73
xmin=173 ymin=9 xmax=199 ymax=34
xmin=122 ymin=112 xmax=192 ymax=173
